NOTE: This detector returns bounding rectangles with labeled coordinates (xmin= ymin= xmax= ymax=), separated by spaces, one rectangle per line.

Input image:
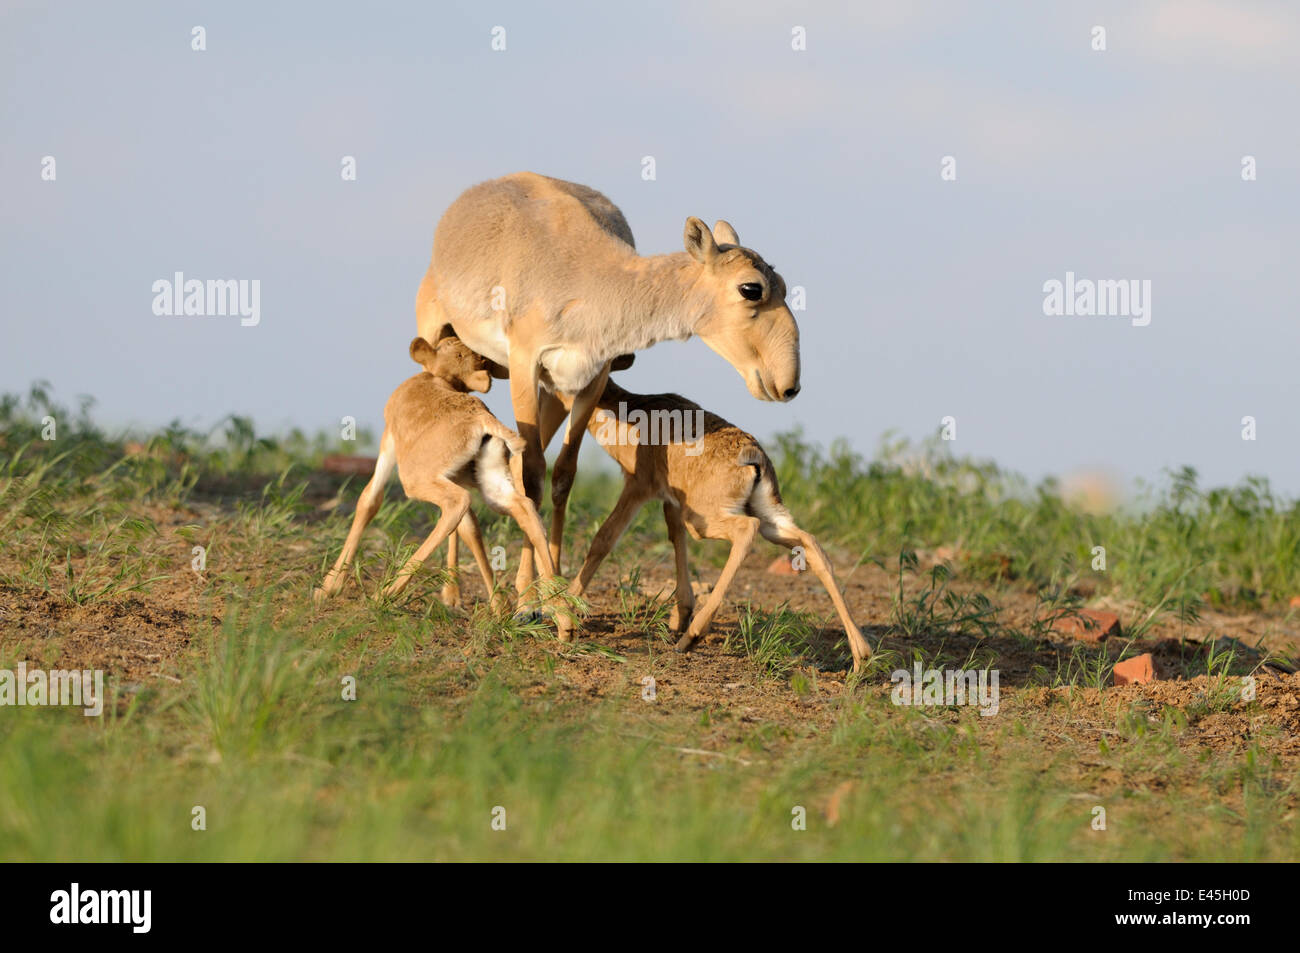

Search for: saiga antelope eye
xmin=738 ymin=283 xmax=763 ymax=301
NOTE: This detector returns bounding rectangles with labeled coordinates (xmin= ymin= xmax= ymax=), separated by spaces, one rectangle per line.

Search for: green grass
xmin=1 ymin=383 xmax=1298 ymax=861
xmin=3 ymin=603 xmax=1295 ymax=861
xmin=772 ymin=429 xmax=1300 ymax=613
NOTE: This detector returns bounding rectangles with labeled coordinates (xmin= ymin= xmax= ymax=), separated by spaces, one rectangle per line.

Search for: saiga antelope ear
xmin=409 ymin=336 xmax=438 ymax=368
xmin=683 ymin=217 xmax=719 ymax=264
xmin=711 ymin=220 xmax=740 ymax=247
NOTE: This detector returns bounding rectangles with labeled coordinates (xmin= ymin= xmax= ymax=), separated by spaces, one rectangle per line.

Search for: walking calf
xmin=570 ymin=381 xmax=870 ymax=669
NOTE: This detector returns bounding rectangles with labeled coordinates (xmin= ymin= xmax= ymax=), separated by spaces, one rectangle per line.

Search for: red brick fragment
xmin=322 ymin=455 xmax=377 ymax=476
xmin=1113 ymin=653 xmax=1156 ymax=686
xmin=766 ymin=555 xmax=800 ymax=576
xmin=1054 ymin=609 xmax=1121 ymax=643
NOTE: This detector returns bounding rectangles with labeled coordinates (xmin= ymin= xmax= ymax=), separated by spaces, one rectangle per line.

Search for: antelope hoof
xmin=674 ymin=632 xmax=696 ymax=653
xmin=513 ymin=608 xmax=544 ymax=625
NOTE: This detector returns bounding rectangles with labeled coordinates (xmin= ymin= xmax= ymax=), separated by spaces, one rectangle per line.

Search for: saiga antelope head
xmin=683 ymin=217 xmax=801 ymax=402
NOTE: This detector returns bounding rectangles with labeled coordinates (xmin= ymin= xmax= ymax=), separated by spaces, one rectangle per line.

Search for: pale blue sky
xmin=3 ymin=0 xmax=1297 ymax=493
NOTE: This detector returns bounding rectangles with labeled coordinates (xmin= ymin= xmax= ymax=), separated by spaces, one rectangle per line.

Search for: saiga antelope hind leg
xmin=547 ymin=364 xmax=611 ymax=574
xmin=487 ymin=465 xmax=574 ymax=641
xmin=507 ymin=345 xmax=547 ymax=601
xmin=512 ymin=389 xmax=570 ymax=594
xmin=760 ymin=522 xmax=871 ymax=670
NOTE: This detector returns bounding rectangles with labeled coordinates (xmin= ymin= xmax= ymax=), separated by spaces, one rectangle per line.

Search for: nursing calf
xmin=314 ymin=334 xmax=572 ymax=640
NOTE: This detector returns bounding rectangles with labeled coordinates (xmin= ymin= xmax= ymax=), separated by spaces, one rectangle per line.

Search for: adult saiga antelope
xmin=415 ymin=172 xmax=802 ymax=590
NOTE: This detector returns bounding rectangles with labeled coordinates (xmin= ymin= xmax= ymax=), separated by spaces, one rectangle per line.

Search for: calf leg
xmin=456 ymin=508 xmax=511 ymax=616
xmin=381 ymin=480 xmax=471 ymax=599
xmin=475 ymin=431 xmax=574 ymax=641
xmin=569 ymin=481 xmax=651 ymax=602
xmin=315 ymin=439 xmax=396 ymax=603
xmin=675 ymin=515 xmax=759 ymax=652
xmin=442 ymin=530 xmax=461 ymax=607
xmin=663 ymin=500 xmax=695 ymax=634
xmin=761 ymin=516 xmax=871 ymax=670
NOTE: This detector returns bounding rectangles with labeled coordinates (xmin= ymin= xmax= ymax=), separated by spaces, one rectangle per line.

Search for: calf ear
xmin=712 ymin=220 xmax=739 ymax=247
xmin=467 ymin=369 xmax=493 ymax=393
xmin=609 ymin=353 xmax=635 ymax=372
xmin=409 ymin=337 xmax=437 ymax=368
xmin=683 ymin=216 xmax=719 ymax=264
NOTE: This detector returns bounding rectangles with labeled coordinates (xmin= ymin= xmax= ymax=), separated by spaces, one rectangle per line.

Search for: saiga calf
xmin=569 ymin=381 xmax=871 ymax=670
xmin=314 ymin=334 xmax=572 ymax=640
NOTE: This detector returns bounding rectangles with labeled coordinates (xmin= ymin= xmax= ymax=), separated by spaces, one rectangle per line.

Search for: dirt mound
xmin=0 ymin=587 xmax=204 ymax=686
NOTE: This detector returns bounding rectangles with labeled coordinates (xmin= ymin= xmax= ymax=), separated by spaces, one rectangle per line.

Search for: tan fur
xmin=314 ymin=336 xmax=573 ymax=641
xmin=569 ymin=380 xmax=871 ymax=670
xmin=415 ymin=172 xmax=802 ymax=587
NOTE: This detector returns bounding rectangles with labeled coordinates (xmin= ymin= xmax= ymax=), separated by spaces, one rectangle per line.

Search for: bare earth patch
xmin=6 ymin=537 xmax=1296 ymax=784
